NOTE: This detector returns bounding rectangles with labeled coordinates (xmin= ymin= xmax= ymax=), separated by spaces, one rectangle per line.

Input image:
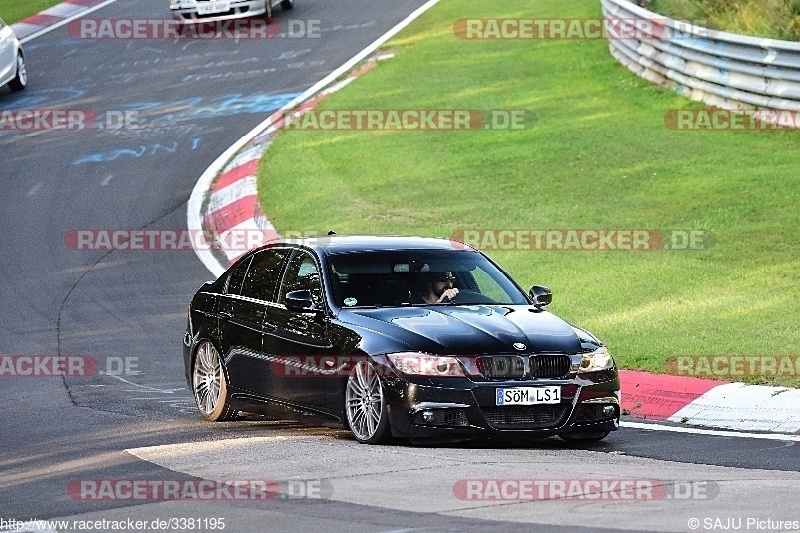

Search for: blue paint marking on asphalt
xmin=73 ymin=138 xmax=201 ymax=165
xmin=70 ymin=90 xmax=300 ymax=165
xmin=127 ymin=91 xmax=302 ymax=126
xmin=1 ymin=88 xmax=86 ymax=110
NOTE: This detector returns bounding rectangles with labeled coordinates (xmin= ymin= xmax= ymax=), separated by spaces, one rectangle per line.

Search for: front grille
xmin=195 ymin=9 xmax=235 ymax=18
xmin=481 ymin=404 xmax=571 ymax=429
xmin=478 ymin=356 xmax=525 ymax=380
xmin=529 ymin=354 xmax=571 ymax=379
xmin=442 ymin=410 xmax=470 ymax=427
xmin=574 ymin=404 xmax=603 ymax=423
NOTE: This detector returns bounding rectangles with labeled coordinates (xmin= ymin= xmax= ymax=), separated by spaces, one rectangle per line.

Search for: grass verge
xmin=258 ymin=0 xmax=800 ymax=386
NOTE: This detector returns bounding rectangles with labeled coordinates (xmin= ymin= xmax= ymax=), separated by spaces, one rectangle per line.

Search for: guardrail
xmin=601 ymin=0 xmax=800 ymax=123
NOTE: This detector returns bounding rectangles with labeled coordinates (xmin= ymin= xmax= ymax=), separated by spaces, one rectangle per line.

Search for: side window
xmin=225 ymin=257 xmax=252 ymax=296
xmin=279 ymin=251 xmax=322 ymax=305
xmin=240 ymin=249 xmax=288 ymax=302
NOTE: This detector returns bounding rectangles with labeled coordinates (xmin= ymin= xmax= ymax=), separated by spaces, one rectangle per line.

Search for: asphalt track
xmin=0 ymin=1 xmax=799 ymax=531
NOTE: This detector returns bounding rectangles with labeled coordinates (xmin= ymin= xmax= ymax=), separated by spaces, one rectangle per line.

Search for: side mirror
xmin=285 ymin=290 xmax=316 ymax=312
xmin=529 ymin=285 xmax=552 ymax=307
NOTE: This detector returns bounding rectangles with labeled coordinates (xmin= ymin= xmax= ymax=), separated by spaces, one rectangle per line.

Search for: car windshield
xmin=328 ymin=249 xmax=528 ymax=308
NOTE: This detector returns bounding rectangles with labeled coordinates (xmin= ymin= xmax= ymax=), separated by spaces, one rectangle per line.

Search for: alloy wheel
xmin=346 ymin=361 xmax=386 ymax=442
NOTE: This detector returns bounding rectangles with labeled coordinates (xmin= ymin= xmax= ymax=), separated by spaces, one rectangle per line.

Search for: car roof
xmin=265 ymin=235 xmax=475 ymax=255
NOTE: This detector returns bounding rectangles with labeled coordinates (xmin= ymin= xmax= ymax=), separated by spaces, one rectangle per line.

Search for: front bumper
xmin=382 ymin=371 xmax=620 ymax=439
xmin=170 ymin=0 xmax=267 ymax=21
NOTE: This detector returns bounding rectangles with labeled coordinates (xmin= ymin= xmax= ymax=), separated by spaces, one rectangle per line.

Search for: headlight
xmin=386 ymin=353 xmax=467 ymax=377
xmin=578 ymin=346 xmax=614 ymax=373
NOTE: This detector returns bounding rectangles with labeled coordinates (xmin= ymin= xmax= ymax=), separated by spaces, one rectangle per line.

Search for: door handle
xmin=219 ymin=310 xmax=233 ymax=318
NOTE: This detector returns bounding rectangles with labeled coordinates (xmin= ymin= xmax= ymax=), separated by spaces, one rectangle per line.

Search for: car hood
xmin=339 ymin=305 xmax=584 ymax=355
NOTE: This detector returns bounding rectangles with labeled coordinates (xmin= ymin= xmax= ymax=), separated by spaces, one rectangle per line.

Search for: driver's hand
xmin=437 ymin=288 xmax=459 ymax=303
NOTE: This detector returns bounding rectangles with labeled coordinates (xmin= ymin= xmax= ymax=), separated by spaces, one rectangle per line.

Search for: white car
xmin=170 ymin=0 xmax=294 ymax=22
xmin=0 ymin=18 xmax=26 ymax=91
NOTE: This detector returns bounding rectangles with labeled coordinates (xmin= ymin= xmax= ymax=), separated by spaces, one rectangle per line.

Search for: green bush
xmin=645 ymin=0 xmax=800 ymax=40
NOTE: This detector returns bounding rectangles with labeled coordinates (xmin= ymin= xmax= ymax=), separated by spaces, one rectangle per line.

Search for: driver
xmin=415 ymin=272 xmax=459 ymax=304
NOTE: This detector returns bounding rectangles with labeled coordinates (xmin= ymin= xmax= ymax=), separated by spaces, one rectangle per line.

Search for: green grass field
xmin=258 ymin=0 xmax=800 ymax=386
xmin=0 ymin=0 xmax=63 ymax=24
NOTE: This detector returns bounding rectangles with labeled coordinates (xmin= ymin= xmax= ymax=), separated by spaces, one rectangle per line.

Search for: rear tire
xmin=9 ymin=53 xmax=27 ymax=91
xmin=280 ymin=0 xmax=294 ymax=10
xmin=192 ymin=341 xmax=237 ymax=421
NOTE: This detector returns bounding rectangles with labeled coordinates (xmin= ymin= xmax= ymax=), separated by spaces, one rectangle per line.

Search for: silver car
xmin=0 ymin=18 xmax=26 ymax=91
xmin=170 ymin=0 xmax=294 ymax=21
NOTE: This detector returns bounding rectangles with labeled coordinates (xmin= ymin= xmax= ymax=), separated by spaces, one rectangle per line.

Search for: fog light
xmin=422 ymin=410 xmax=434 ymax=423
xmin=602 ymin=405 xmax=616 ymax=417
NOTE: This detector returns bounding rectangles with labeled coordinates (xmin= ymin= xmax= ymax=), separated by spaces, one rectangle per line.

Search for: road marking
xmin=101 ymin=174 xmax=113 ymax=186
xmin=26 ymin=182 xmax=42 ymax=196
xmin=622 ymin=421 xmax=800 ymax=441
xmin=20 ymin=0 xmax=120 ymax=44
xmin=668 ymin=382 xmax=800 ymax=434
xmin=107 ymin=374 xmax=185 ymax=394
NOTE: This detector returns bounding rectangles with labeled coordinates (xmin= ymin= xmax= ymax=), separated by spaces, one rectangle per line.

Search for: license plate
xmin=197 ymin=1 xmax=231 ymax=15
xmin=496 ymin=386 xmax=560 ymax=406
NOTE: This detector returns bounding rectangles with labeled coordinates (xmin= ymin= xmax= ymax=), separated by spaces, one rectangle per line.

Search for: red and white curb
xmin=201 ymin=142 xmax=275 ymax=266
xmin=11 ymin=0 xmax=118 ymax=43
xmin=621 ymin=370 xmax=800 ymax=434
xmin=187 ymin=0 xmax=441 ymax=278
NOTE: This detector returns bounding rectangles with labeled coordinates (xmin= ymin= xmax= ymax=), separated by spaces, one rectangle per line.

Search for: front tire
xmin=9 ymin=53 xmax=27 ymax=91
xmin=345 ymin=361 xmax=391 ymax=444
xmin=192 ymin=341 xmax=237 ymax=421
xmin=280 ymin=0 xmax=294 ymax=10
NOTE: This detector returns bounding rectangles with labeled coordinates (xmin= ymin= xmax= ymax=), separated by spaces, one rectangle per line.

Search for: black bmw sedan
xmin=183 ymin=236 xmax=620 ymax=444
